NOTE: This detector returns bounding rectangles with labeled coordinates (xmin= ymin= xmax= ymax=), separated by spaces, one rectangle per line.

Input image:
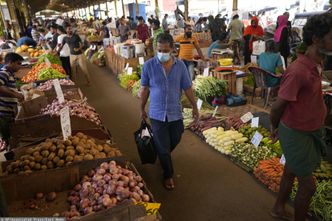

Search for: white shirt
xmin=57 ymin=34 xmax=70 ymax=57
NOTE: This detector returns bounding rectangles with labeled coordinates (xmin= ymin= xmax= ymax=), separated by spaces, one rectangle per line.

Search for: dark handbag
xmin=134 ymin=120 xmax=157 ymax=164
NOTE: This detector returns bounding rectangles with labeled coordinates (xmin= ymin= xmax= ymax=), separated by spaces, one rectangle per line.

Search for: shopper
xmin=31 ymin=25 xmax=40 ymax=43
xmin=175 ymin=6 xmax=185 ymax=28
xmin=151 ymin=19 xmax=164 ymax=52
xmin=270 ymin=12 xmax=332 ymax=221
xmin=228 ymin=14 xmax=244 ymax=65
xmin=56 ymin=26 xmax=71 ymax=78
xmin=102 ymin=20 xmax=110 ymax=48
xmin=243 ymin=16 xmax=264 ymax=64
xmin=49 ymin=24 xmax=59 ymax=50
xmin=162 ymin=14 xmax=169 ymax=32
xmin=258 ymin=40 xmax=284 ymax=87
xmin=16 ymin=32 xmax=37 ymax=47
xmin=0 ymin=53 xmax=24 ymax=143
xmin=118 ymin=18 xmax=130 ymax=43
xmin=61 ymin=23 xmax=90 ymax=85
xmin=136 ymin=17 xmax=150 ymax=43
xmin=140 ymin=33 xmax=199 ymax=190
xmin=274 ymin=15 xmax=290 ymax=67
xmin=175 ymin=25 xmax=205 ymax=80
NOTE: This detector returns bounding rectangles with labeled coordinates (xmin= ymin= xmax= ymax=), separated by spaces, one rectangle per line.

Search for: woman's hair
xmin=265 ymin=40 xmax=276 ymax=52
xmin=303 ymin=12 xmax=332 ymax=46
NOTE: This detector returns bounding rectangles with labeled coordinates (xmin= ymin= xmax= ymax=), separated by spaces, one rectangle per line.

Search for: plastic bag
xmin=252 ymin=40 xmax=266 ymax=55
xmin=134 ymin=120 xmax=157 ymax=164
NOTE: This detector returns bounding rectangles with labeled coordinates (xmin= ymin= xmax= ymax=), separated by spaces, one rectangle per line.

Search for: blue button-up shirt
xmin=141 ymin=56 xmax=192 ymax=122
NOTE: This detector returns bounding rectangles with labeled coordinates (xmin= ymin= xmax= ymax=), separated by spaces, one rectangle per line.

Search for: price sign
xmin=212 ymin=106 xmax=219 ymax=117
xmin=280 ymin=154 xmax=286 ymax=166
xmin=45 ymin=57 xmax=51 ymax=67
xmin=251 ymin=117 xmax=259 ymax=128
xmin=135 ymin=202 xmax=161 ymax=215
xmin=125 ymin=63 xmax=129 ymax=70
xmin=251 ymin=131 xmax=263 ymax=148
xmin=139 ymin=57 xmax=145 ymax=65
xmin=241 ymin=112 xmax=254 ymax=123
xmin=197 ymin=99 xmax=203 ymax=110
xmin=60 ymin=106 xmax=71 ymax=140
xmin=127 ymin=67 xmax=133 ymax=75
xmin=203 ymin=68 xmax=209 ymax=77
xmin=53 ymin=79 xmax=65 ymax=103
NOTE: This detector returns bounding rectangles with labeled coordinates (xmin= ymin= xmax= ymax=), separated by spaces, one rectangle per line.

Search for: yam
xmin=64 ymin=140 xmax=72 ymax=146
xmin=49 ymin=145 xmax=57 ymax=152
xmin=58 ymin=149 xmax=65 ymax=158
xmin=83 ymin=154 xmax=94 ymax=161
xmin=74 ymin=155 xmax=83 ymax=162
xmin=66 ymin=156 xmax=74 ymax=162
xmin=97 ymin=145 xmax=103 ymax=152
xmin=48 ymin=152 xmax=56 ymax=161
xmin=103 ymin=144 xmax=112 ymax=153
xmin=53 ymin=156 xmax=60 ymax=164
xmin=76 ymin=145 xmax=85 ymax=154
xmin=41 ymin=150 xmax=50 ymax=157
xmin=35 ymin=155 xmax=43 ymax=163
xmin=56 ymin=160 xmax=65 ymax=167
xmin=65 ymin=149 xmax=75 ymax=157
xmin=47 ymin=161 xmax=54 ymax=169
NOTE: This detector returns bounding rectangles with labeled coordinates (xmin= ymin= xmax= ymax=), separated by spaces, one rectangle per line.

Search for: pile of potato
xmin=4 ymin=132 xmax=121 ymax=175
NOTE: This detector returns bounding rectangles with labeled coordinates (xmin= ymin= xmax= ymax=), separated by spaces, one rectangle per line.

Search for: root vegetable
xmin=35 ymin=192 xmax=44 ymax=199
xmin=46 ymin=192 xmax=57 ymax=202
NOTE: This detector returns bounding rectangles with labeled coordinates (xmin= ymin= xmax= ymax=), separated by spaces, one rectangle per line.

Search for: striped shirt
xmin=0 ymin=67 xmax=18 ymax=118
xmin=175 ymin=35 xmax=199 ymax=61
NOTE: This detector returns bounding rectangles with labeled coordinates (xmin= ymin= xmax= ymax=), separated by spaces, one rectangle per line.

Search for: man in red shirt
xmin=270 ymin=12 xmax=332 ymax=221
xmin=136 ymin=17 xmax=150 ymax=44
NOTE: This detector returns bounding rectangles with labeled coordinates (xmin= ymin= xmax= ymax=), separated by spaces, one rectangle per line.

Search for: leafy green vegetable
xmin=194 ymin=76 xmax=227 ymax=102
xmin=118 ymin=73 xmax=139 ymax=89
xmin=131 ymin=80 xmax=141 ymax=97
xmin=38 ymin=68 xmax=66 ymax=81
xmin=36 ymin=54 xmax=62 ymax=66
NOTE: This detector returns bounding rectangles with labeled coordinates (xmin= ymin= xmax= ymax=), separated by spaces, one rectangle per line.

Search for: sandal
xmin=163 ymin=178 xmax=175 ymax=191
xmin=270 ymin=211 xmax=293 ymax=221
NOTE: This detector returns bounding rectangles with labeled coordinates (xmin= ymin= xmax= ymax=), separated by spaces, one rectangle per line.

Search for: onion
xmin=95 ymin=186 xmax=103 ymax=194
xmin=120 ymin=176 xmax=130 ymax=183
xmin=138 ymin=182 xmax=144 ymax=188
xmin=103 ymin=174 xmax=112 ymax=182
xmin=83 ymin=207 xmax=93 ymax=215
xmin=80 ymin=198 xmax=90 ymax=208
xmin=93 ymin=205 xmax=103 ymax=212
xmin=129 ymin=181 xmax=137 ymax=188
xmin=35 ymin=192 xmax=44 ymax=199
xmin=142 ymin=194 xmax=150 ymax=202
xmin=102 ymin=196 xmax=112 ymax=207
xmin=46 ymin=192 xmax=57 ymax=202
xmin=112 ymin=174 xmax=120 ymax=180
xmin=74 ymin=184 xmax=82 ymax=191
xmin=115 ymin=186 xmax=125 ymax=195
xmin=97 ymin=180 xmax=106 ymax=187
xmin=82 ymin=182 xmax=92 ymax=189
xmin=96 ymin=168 xmax=106 ymax=175
xmin=136 ymin=176 xmax=143 ymax=182
xmin=131 ymin=192 xmax=141 ymax=201
xmin=93 ymin=174 xmax=103 ymax=181
xmin=93 ymin=192 xmax=100 ymax=200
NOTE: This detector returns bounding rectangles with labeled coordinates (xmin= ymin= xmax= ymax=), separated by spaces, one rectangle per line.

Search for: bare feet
xmin=164 ymin=178 xmax=175 ymax=190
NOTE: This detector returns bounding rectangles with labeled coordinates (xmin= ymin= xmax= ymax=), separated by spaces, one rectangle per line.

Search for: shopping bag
xmin=252 ymin=40 xmax=266 ymax=55
xmin=134 ymin=120 xmax=157 ymax=164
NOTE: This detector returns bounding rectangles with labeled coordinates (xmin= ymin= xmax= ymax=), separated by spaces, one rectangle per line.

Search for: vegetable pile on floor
xmin=231 ymin=143 xmax=278 ymax=171
xmin=4 ymin=133 xmax=121 ymax=175
xmin=193 ymin=76 xmax=227 ymax=102
xmin=189 ymin=114 xmax=226 ymax=139
xmin=313 ymin=160 xmax=332 ymax=181
xmin=254 ymin=158 xmax=284 ymax=192
xmin=64 ymin=160 xmax=151 ymax=219
xmin=41 ymin=99 xmax=102 ymax=126
xmin=203 ymin=127 xmax=248 ymax=155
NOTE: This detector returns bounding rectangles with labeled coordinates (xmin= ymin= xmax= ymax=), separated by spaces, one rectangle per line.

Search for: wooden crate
xmin=213 ymin=70 xmax=237 ymax=95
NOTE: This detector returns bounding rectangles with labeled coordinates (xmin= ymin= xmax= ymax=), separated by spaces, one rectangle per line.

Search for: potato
xmin=49 ymin=145 xmax=57 ymax=152
xmin=76 ymin=145 xmax=84 ymax=154
xmin=66 ymin=145 xmax=75 ymax=151
xmin=13 ymin=168 xmax=20 ymax=173
xmin=35 ymin=155 xmax=43 ymax=162
xmin=41 ymin=158 xmax=48 ymax=165
xmin=73 ymin=155 xmax=83 ymax=162
xmin=24 ymin=170 xmax=32 ymax=175
xmin=58 ymin=149 xmax=65 ymax=158
xmin=23 ymin=165 xmax=30 ymax=171
xmin=56 ymin=160 xmax=65 ymax=167
xmin=99 ymin=152 xmax=106 ymax=158
xmin=83 ymin=154 xmax=94 ymax=161
xmin=26 ymin=148 xmax=34 ymax=154
xmin=72 ymin=137 xmax=80 ymax=146
xmin=97 ymin=145 xmax=104 ymax=152
xmin=53 ymin=156 xmax=60 ymax=164
xmin=64 ymin=140 xmax=72 ymax=146
xmin=28 ymin=156 xmax=35 ymax=161
xmin=41 ymin=165 xmax=48 ymax=170
xmin=34 ymin=163 xmax=41 ymax=170
xmin=23 ymin=159 xmax=30 ymax=166
xmin=29 ymin=161 xmax=36 ymax=168
xmin=107 ymin=152 xmax=115 ymax=157
xmin=57 ymin=144 xmax=65 ymax=149
xmin=45 ymin=138 xmax=52 ymax=143
xmin=48 ymin=152 xmax=56 ymax=161
xmin=90 ymin=148 xmax=99 ymax=156
xmin=66 ymin=156 xmax=74 ymax=162
xmin=11 ymin=161 xmax=19 ymax=168
xmin=76 ymin=132 xmax=84 ymax=138
xmin=43 ymin=141 xmax=53 ymax=150
xmin=103 ymin=145 xmax=112 ymax=153
xmin=20 ymin=155 xmax=30 ymax=161
xmin=65 ymin=149 xmax=75 ymax=157
xmin=80 ymin=139 xmax=87 ymax=144
xmin=47 ymin=161 xmax=54 ymax=169
xmin=6 ymin=165 xmax=13 ymax=173
xmin=33 ymin=151 xmax=40 ymax=158
xmin=82 ymin=135 xmax=88 ymax=140
xmin=51 ymin=138 xmax=58 ymax=143
xmin=41 ymin=150 xmax=50 ymax=158
xmin=94 ymin=154 xmax=103 ymax=159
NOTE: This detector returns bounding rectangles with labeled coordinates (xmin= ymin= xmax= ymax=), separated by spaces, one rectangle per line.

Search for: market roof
xmin=27 ymin=0 xmax=112 ymax=13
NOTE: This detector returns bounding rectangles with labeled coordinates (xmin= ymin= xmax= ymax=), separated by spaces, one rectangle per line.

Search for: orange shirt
xmin=175 ymin=35 xmax=198 ymax=61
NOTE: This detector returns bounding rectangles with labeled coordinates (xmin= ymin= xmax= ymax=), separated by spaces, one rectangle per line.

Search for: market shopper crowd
xmin=0 ymin=7 xmax=332 ymax=221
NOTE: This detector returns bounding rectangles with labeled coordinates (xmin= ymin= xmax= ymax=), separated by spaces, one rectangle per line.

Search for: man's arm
xmin=270 ymin=97 xmax=288 ymax=141
xmin=184 ymin=87 xmax=199 ymax=120
xmin=140 ymin=86 xmax=149 ymax=119
xmin=0 ymin=86 xmax=24 ymax=102
xmin=193 ymin=41 xmax=204 ymax=60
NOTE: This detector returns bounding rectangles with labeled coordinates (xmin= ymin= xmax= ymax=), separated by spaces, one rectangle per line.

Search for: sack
xmin=134 ymin=120 xmax=157 ymax=164
xmin=252 ymin=40 xmax=265 ymax=55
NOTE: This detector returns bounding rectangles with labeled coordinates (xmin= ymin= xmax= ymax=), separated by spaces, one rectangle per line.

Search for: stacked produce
xmin=224 ymin=116 xmax=247 ymax=130
xmin=27 ymin=48 xmax=45 ymax=58
xmin=41 ymin=99 xmax=102 ymax=126
xmin=203 ymin=127 xmax=248 ymax=155
xmin=254 ymin=158 xmax=284 ymax=192
xmin=313 ymin=161 xmax=332 ymax=181
xmin=291 ymin=181 xmax=332 ymax=221
xmin=36 ymin=54 xmax=62 ymax=66
xmin=118 ymin=73 xmax=140 ymax=91
xmin=38 ymin=67 xmax=66 ymax=81
xmin=183 ymin=108 xmax=194 ymax=129
xmin=231 ymin=143 xmax=278 ymax=171
xmin=90 ymin=48 xmax=105 ymax=66
xmin=64 ymin=160 xmax=151 ymax=219
xmin=22 ymin=63 xmax=66 ymax=83
xmin=131 ymin=80 xmax=141 ymax=98
xmin=0 ymin=138 xmax=6 ymax=151
xmin=4 ymin=133 xmax=121 ymax=175
xmin=193 ymin=76 xmax=227 ymax=103
xmin=189 ymin=114 xmax=226 ymax=139
xmin=37 ymin=79 xmax=75 ymax=91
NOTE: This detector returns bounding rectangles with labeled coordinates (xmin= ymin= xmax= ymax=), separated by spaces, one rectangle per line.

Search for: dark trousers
xmin=0 ymin=117 xmax=13 ymax=143
xmin=60 ymin=56 xmax=72 ymax=78
xmin=150 ymin=118 xmax=184 ymax=179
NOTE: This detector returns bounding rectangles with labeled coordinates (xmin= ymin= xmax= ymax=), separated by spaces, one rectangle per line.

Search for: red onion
xmin=138 ymin=182 xmax=144 ymax=188
xmin=88 ymin=170 xmax=95 ymax=177
xmin=103 ymin=174 xmax=112 ymax=182
xmin=83 ymin=207 xmax=93 ymax=215
xmin=100 ymin=162 xmax=109 ymax=170
xmin=93 ymin=174 xmax=103 ymax=182
xmin=97 ymin=180 xmax=106 ymax=187
xmin=80 ymin=199 xmax=90 ymax=208
xmin=82 ymin=182 xmax=92 ymax=189
xmin=102 ymin=196 xmax=112 ymax=207
xmin=96 ymin=168 xmax=106 ymax=175
xmin=142 ymin=194 xmax=150 ymax=202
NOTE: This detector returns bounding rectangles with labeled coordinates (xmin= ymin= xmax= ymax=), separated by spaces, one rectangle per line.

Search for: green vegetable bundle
xmin=131 ymin=80 xmax=141 ymax=97
xmin=291 ymin=181 xmax=332 ymax=221
xmin=231 ymin=143 xmax=278 ymax=170
xmin=38 ymin=67 xmax=66 ymax=81
xmin=37 ymin=54 xmax=62 ymax=66
xmin=118 ymin=73 xmax=139 ymax=89
xmin=193 ymin=76 xmax=227 ymax=102
xmin=314 ymin=161 xmax=332 ymax=181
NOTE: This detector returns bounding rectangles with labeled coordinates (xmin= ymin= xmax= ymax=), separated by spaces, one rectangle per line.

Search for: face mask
xmin=186 ymin=32 xmax=192 ymax=38
xmin=157 ymin=52 xmax=171 ymax=63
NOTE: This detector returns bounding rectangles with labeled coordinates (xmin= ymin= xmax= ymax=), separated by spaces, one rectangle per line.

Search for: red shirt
xmin=137 ymin=24 xmax=149 ymax=43
xmin=278 ymin=54 xmax=327 ymax=131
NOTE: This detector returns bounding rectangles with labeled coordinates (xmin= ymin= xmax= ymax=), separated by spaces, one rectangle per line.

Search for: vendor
xmin=207 ymin=33 xmax=228 ymax=58
xmin=0 ymin=53 xmax=24 ymax=143
xmin=118 ymin=18 xmax=130 ymax=43
xmin=16 ymin=32 xmax=37 ymax=47
xmin=258 ymin=40 xmax=284 ymax=87
xmin=175 ymin=25 xmax=205 ymax=80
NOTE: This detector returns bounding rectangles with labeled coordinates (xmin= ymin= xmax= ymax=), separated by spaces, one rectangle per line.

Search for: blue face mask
xmin=157 ymin=52 xmax=171 ymax=63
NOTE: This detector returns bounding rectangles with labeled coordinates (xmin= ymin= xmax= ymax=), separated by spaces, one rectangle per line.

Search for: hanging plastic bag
xmin=134 ymin=120 xmax=157 ymax=164
xmin=252 ymin=40 xmax=266 ymax=55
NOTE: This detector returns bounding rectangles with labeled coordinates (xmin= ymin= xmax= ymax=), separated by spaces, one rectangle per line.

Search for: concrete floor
xmin=77 ymin=64 xmax=288 ymax=221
